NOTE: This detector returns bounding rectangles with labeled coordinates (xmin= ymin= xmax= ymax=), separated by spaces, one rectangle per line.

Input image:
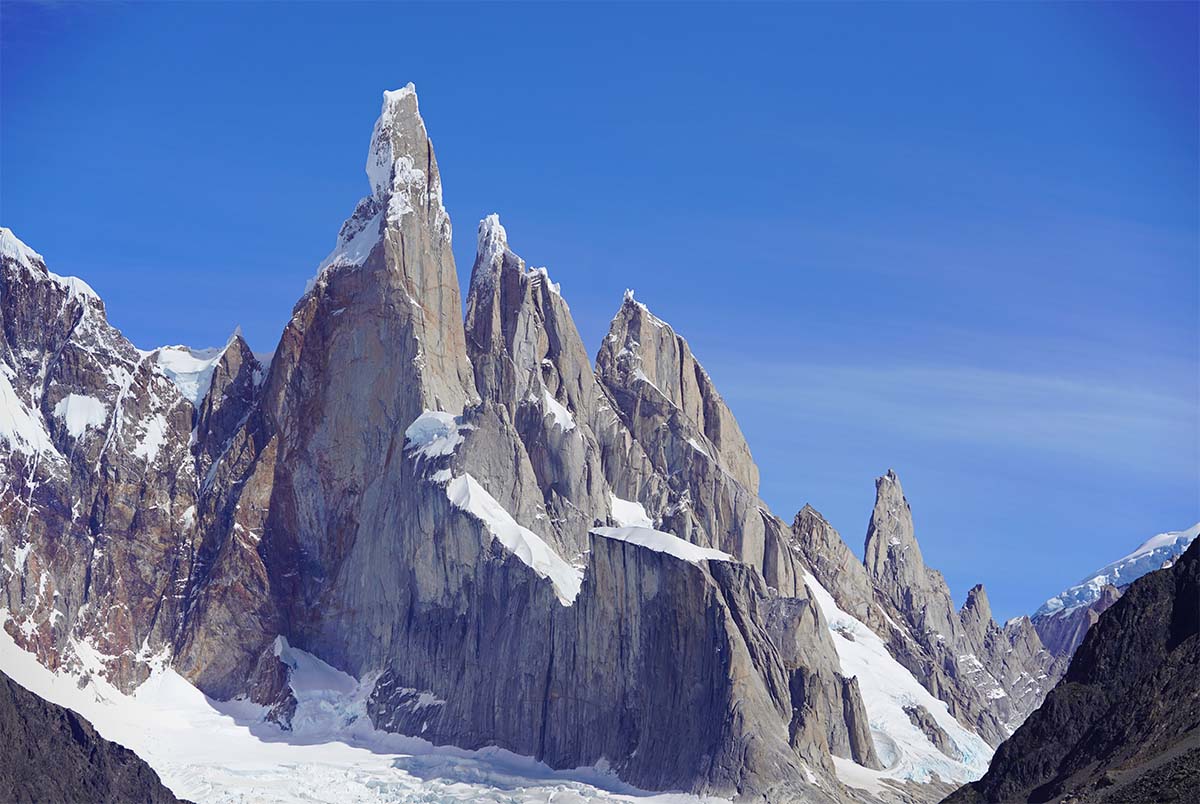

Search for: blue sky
xmin=3 ymin=2 xmax=1196 ymax=621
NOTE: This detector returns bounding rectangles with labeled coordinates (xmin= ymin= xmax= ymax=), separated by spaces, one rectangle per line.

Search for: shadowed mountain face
xmin=1 ymin=85 xmax=1079 ymax=803
xmin=0 ymin=670 xmax=184 ymax=804
xmin=945 ymin=538 xmax=1200 ymax=804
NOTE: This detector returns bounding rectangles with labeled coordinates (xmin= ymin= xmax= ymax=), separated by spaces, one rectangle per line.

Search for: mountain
xmin=945 ymin=537 xmax=1200 ymax=803
xmin=1 ymin=86 xmax=1066 ymax=803
xmin=0 ymin=669 xmax=184 ymax=803
xmin=794 ymin=473 xmax=1056 ymax=750
xmin=1032 ymin=523 xmax=1200 ymax=659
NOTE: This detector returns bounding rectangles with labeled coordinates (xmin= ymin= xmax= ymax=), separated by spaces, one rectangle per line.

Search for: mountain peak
xmin=364 ymin=83 xmax=443 ymax=228
xmin=963 ymin=583 xmax=992 ymax=621
xmin=311 ymin=84 xmax=452 ymax=291
xmin=475 ymin=213 xmax=510 ymax=271
xmin=1033 ymin=522 xmax=1200 ymax=619
xmin=863 ymin=468 xmax=930 ymax=584
xmin=1 ymin=227 xmax=43 ymax=268
xmin=878 ymin=467 xmax=901 ymax=489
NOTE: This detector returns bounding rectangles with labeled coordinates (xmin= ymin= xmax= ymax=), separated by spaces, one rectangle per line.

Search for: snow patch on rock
xmin=404 ymin=410 xmax=467 ymax=460
xmin=446 ymin=473 xmax=582 ymax=605
xmin=52 ymin=393 xmax=108 ymax=438
xmin=0 ymin=365 xmax=59 ymax=458
xmin=542 ymin=389 xmax=576 ymax=432
xmin=154 ymin=344 xmax=226 ymax=408
xmin=591 ymin=526 xmax=731 ymax=565
xmin=133 ymin=413 xmax=169 ymax=463
xmin=609 ymin=494 xmax=654 ymax=528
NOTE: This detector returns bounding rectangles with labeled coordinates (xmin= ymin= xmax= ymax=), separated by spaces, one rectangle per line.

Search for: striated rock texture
xmin=463 ymin=214 xmax=608 ymax=557
xmin=945 ymin=537 xmax=1200 ymax=804
xmin=0 ymin=669 xmax=184 ymax=803
xmin=793 ymin=472 xmax=1056 ymax=747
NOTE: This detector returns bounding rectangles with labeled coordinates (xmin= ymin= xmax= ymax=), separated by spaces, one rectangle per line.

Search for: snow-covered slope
xmin=1035 ymin=523 xmax=1200 ymax=618
xmin=153 ymin=345 xmax=227 ymax=408
xmin=0 ymin=611 xmax=711 ymax=804
xmin=803 ymin=574 xmax=993 ymax=791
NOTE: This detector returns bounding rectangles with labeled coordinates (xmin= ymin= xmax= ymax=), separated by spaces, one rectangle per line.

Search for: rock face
xmin=1 ymin=228 xmax=198 ymax=692
xmin=463 ymin=214 xmax=608 ymax=557
xmin=170 ymin=87 xmax=857 ymax=800
xmin=0 ymin=85 xmax=1078 ymax=802
xmin=946 ymin=538 xmax=1200 ymax=804
xmin=1031 ymin=523 xmax=1199 ymax=663
xmin=0 ymin=669 xmax=183 ymax=803
xmin=794 ymin=472 xmax=1056 ymax=747
xmin=1031 ymin=584 xmax=1120 ymax=661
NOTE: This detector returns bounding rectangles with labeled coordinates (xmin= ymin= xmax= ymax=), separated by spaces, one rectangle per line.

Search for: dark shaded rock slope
xmin=945 ymin=538 xmax=1200 ymax=803
xmin=0 ymin=670 xmax=184 ymax=803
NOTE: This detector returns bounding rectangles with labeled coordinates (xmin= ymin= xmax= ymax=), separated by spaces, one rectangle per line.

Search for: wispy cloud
xmin=719 ymin=362 xmax=1198 ymax=478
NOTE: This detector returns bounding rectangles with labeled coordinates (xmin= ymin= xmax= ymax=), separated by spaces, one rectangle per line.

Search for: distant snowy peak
xmin=1035 ymin=522 xmax=1200 ymax=618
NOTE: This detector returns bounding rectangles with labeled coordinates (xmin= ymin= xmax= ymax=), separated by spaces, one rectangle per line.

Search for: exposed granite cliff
xmin=166 ymin=87 xmax=856 ymax=800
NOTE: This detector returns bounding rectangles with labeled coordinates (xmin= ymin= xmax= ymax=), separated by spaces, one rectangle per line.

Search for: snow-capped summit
xmin=2 ymin=226 xmax=100 ymax=302
xmin=1031 ymin=522 xmax=1200 ymax=661
xmin=311 ymin=83 xmax=452 ymax=292
xmin=365 ymin=83 xmax=443 ymax=227
xmin=474 ymin=213 xmax=510 ymax=275
xmin=0 ymin=226 xmax=43 ymax=268
xmin=1035 ymin=522 xmax=1200 ymax=619
xmin=367 ymin=83 xmax=419 ymax=196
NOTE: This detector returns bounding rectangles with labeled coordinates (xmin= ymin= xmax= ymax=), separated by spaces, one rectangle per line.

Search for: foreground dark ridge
xmin=0 ymin=670 xmax=185 ymax=803
xmin=945 ymin=538 xmax=1200 ymax=803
